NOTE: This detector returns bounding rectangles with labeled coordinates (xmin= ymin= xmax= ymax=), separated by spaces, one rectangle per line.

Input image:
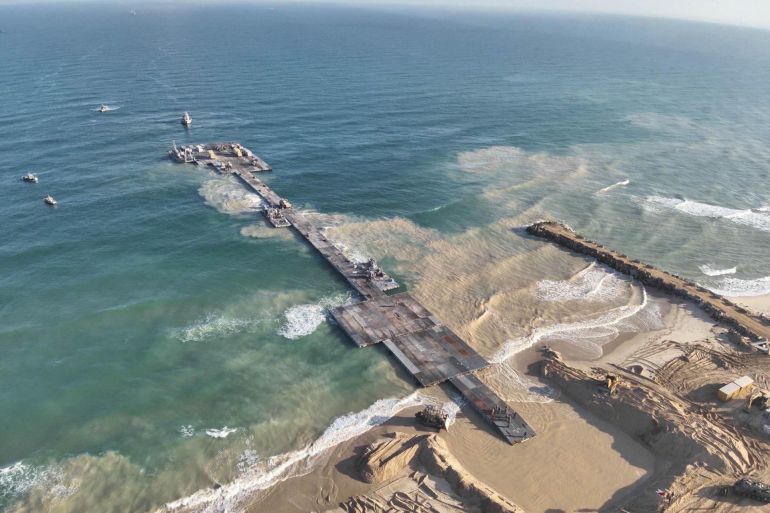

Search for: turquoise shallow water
xmin=2 ymin=4 xmax=770 ymax=512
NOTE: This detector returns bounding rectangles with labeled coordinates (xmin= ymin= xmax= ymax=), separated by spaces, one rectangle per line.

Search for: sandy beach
xmin=234 ymin=287 xmax=734 ymax=512
xmin=216 ymin=272 xmax=770 ymax=513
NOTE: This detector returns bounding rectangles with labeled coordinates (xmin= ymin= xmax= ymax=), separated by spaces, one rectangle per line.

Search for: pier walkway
xmin=170 ymin=142 xmax=535 ymax=444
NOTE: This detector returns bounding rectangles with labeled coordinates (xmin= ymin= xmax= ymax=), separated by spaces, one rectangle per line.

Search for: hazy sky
xmin=2 ymin=0 xmax=770 ymax=30
xmin=323 ymin=0 xmax=770 ymax=29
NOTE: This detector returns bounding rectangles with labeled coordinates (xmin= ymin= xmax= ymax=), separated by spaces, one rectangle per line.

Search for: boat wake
xmin=596 ymin=178 xmax=630 ymax=194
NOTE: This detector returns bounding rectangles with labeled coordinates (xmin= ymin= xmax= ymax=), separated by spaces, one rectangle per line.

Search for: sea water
xmin=2 ymin=4 xmax=770 ymax=512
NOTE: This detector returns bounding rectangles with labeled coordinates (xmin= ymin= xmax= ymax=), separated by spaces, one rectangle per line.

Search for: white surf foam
xmin=596 ymin=179 xmax=630 ymax=194
xmin=0 ymin=461 xmax=73 ymax=502
xmin=699 ymin=264 xmax=737 ymax=277
xmin=178 ymin=425 xmax=195 ymax=438
xmin=199 ymin=177 xmax=265 ymax=215
xmin=1 ymin=461 xmax=36 ymax=499
xmin=174 ymin=313 xmax=258 ymax=343
xmin=493 ymin=286 xmax=649 ymax=364
xmin=277 ymin=294 xmax=351 ymax=340
xmin=206 ymin=427 xmax=238 ymax=439
xmin=535 ymin=263 xmax=629 ymax=303
xmin=159 ymin=392 xmax=427 ymax=513
xmin=706 ymin=276 xmax=770 ymax=297
xmin=644 ymin=196 xmax=770 ymax=233
xmin=488 ymin=361 xmax=558 ymax=404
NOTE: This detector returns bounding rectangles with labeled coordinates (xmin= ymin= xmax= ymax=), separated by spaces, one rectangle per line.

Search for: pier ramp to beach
xmin=169 ymin=142 xmax=535 ymax=444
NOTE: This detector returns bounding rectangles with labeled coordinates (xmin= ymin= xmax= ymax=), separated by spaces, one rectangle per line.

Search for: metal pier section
xmin=169 ymin=142 xmax=535 ymax=444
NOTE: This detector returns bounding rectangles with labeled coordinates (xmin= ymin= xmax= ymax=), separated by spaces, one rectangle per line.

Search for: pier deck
xmin=170 ymin=143 xmax=535 ymax=444
xmin=330 ymin=293 xmax=489 ymax=386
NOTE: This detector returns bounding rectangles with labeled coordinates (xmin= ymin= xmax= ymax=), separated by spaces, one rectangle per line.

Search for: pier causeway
xmin=169 ymin=142 xmax=535 ymax=444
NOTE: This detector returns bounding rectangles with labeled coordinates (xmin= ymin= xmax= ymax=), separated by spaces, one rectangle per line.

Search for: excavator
xmin=605 ymin=374 xmax=620 ymax=395
xmin=743 ymin=388 xmax=769 ymax=413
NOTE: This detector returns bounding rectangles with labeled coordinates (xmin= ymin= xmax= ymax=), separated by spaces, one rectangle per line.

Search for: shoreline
xmin=230 ymin=282 xmax=770 ymax=513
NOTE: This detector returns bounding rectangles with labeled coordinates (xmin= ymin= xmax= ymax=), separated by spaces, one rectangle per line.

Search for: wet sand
xmin=243 ymin=285 xmax=741 ymax=513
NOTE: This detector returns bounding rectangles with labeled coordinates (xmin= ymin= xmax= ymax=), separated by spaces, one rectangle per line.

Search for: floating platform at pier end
xmin=527 ymin=221 xmax=770 ymax=349
xmin=170 ymin=142 xmax=535 ymax=444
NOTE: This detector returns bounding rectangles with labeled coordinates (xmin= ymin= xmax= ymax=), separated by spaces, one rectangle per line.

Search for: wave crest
xmin=493 ymin=286 xmax=651 ymax=363
xmin=277 ymin=294 xmax=351 ymax=340
xmin=705 ymin=276 xmax=770 ymax=297
xmin=535 ymin=263 xmax=629 ymax=303
xmin=699 ymin=264 xmax=737 ymax=277
xmin=643 ymin=196 xmax=770 ymax=233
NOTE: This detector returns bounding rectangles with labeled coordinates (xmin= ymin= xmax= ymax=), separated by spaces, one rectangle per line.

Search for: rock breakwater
xmin=527 ymin=221 xmax=770 ymax=344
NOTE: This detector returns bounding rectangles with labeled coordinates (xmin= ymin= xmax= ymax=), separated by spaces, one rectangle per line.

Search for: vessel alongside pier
xmin=168 ymin=141 xmax=271 ymax=172
xmin=169 ymin=142 xmax=535 ymax=444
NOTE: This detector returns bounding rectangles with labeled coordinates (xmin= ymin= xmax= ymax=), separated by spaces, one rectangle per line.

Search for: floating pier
xmin=527 ymin=221 xmax=770 ymax=349
xmin=169 ymin=142 xmax=271 ymax=172
xmin=170 ymin=142 xmax=535 ymax=444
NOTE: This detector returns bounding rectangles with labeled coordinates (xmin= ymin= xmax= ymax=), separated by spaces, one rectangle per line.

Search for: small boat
xmin=44 ymin=195 xmax=57 ymax=206
xmin=22 ymin=173 xmax=38 ymax=183
xmin=181 ymin=112 xmax=192 ymax=126
xmin=99 ymin=104 xmax=109 ymax=113
xmin=130 ymin=9 xmax=137 ymax=16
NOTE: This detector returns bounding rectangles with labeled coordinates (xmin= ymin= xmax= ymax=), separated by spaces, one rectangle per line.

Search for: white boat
xmin=181 ymin=112 xmax=192 ymax=126
xmin=22 ymin=173 xmax=38 ymax=183
xmin=99 ymin=104 xmax=109 ymax=112
xmin=44 ymin=195 xmax=57 ymax=206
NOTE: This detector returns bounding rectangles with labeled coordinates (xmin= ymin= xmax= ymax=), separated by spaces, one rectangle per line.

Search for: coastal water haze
xmin=2 ymin=3 xmax=770 ymax=512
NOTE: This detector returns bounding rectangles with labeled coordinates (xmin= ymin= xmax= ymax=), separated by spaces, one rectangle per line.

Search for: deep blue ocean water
xmin=2 ymin=4 xmax=770 ymax=512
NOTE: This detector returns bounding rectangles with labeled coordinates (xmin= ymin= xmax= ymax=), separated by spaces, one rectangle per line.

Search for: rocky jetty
xmin=527 ymin=221 xmax=770 ymax=346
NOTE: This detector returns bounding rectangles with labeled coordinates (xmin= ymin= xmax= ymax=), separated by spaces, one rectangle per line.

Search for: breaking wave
xmin=644 ymin=196 xmax=770 ymax=233
xmin=0 ymin=461 xmax=74 ymax=505
xmin=199 ymin=177 xmax=265 ymax=215
xmin=705 ymin=276 xmax=770 ymax=297
xmin=206 ymin=427 xmax=238 ymax=439
xmin=277 ymin=294 xmax=351 ymax=340
xmin=493 ymin=286 xmax=650 ymax=363
xmin=699 ymin=264 xmax=737 ymax=277
xmin=596 ymin=179 xmax=630 ymax=194
xmin=535 ymin=263 xmax=629 ymax=303
xmin=159 ymin=392 xmax=428 ymax=513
